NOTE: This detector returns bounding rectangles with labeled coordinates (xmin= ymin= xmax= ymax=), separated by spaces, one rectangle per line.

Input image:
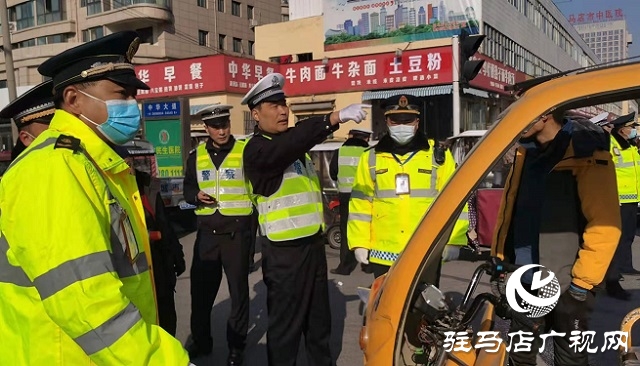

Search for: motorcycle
xmin=359 ymin=257 xmax=543 ymax=366
xmin=325 ymin=197 xmax=341 ymax=250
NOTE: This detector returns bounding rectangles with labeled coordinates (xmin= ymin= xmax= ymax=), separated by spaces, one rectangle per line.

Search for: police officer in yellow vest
xmin=348 ymin=94 xmax=456 ymax=278
xmin=182 ymin=104 xmax=253 ymax=364
xmin=0 ymin=31 xmax=190 ymax=365
xmin=2 ymin=80 xmax=56 ymax=161
xmin=329 ymin=128 xmax=372 ymax=275
xmin=241 ymin=73 xmax=369 ymax=365
xmin=599 ymin=112 xmax=640 ymax=300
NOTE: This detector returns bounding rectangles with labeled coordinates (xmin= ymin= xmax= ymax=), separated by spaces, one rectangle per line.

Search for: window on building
xmin=243 ymin=111 xmax=255 ymax=135
xmin=36 ymin=0 xmax=63 ymax=25
xmin=217 ymin=0 xmax=224 ymax=12
xmin=0 ymin=80 xmax=7 ymax=89
xmin=197 ymin=0 xmax=206 ymax=7
xmin=10 ymin=1 xmax=35 ymax=30
xmin=198 ymin=30 xmax=209 ymax=46
xmin=83 ymin=0 xmax=103 ymax=15
xmin=233 ymin=37 xmax=242 ymax=53
xmin=231 ymin=0 xmax=240 ymax=16
xmin=297 ymin=53 xmax=312 ymax=62
xmin=247 ymin=5 xmax=253 ymax=19
xmin=282 ymin=14 xmax=289 ymax=22
xmin=248 ymin=40 xmax=254 ymax=56
xmin=218 ymin=34 xmax=226 ymax=50
xmin=82 ymin=26 xmax=104 ymax=42
xmin=135 ymin=27 xmax=154 ymax=44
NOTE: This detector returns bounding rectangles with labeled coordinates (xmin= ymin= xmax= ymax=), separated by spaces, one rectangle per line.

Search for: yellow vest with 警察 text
xmin=195 ymin=140 xmax=253 ymax=216
xmin=610 ymin=137 xmax=640 ymax=203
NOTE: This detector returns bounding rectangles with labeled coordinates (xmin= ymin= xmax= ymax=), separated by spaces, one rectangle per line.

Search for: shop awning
xmin=361 ymin=85 xmax=453 ymax=101
xmin=463 ymin=88 xmax=490 ymax=98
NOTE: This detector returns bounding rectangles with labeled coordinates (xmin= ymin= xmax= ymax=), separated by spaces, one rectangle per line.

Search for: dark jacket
xmin=492 ymin=120 xmax=621 ymax=291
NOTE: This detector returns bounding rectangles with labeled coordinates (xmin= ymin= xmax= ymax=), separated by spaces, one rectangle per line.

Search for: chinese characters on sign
xmin=469 ymin=54 xmax=527 ymax=94
xmin=143 ymin=101 xmax=181 ymax=118
xmin=144 ymin=118 xmax=184 ymax=177
xmin=282 ymin=47 xmax=453 ymax=96
xmin=568 ymin=9 xmax=624 ymax=25
xmin=443 ymin=331 xmax=628 ymax=354
xmin=134 ymin=55 xmax=277 ymax=100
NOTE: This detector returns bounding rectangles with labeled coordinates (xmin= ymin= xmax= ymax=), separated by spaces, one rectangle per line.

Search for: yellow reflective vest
xmin=348 ymin=142 xmax=456 ymax=266
xmin=254 ymin=139 xmax=324 ymax=241
xmin=194 ymin=140 xmax=253 ymax=216
xmin=0 ymin=110 xmax=189 ymax=365
xmin=448 ymin=203 xmax=470 ymax=246
xmin=610 ymin=137 xmax=640 ymax=203
xmin=337 ymin=145 xmax=367 ymax=193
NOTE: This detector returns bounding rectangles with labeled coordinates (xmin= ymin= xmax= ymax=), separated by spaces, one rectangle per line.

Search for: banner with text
xmin=283 ymin=46 xmax=453 ymax=96
xmin=134 ymin=55 xmax=277 ymax=100
xmin=469 ymin=54 xmax=528 ymax=94
xmin=323 ymin=0 xmax=482 ymax=51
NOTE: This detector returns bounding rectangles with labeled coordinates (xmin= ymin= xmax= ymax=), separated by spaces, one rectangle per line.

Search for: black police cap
xmin=381 ymin=94 xmax=421 ymax=117
xmin=0 ymin=79 xmax=55 ymax=129
xmin=610 ymin=112 xmax=638 ymax=129
xmin=38 ymin=31 xmax=150 ymax=93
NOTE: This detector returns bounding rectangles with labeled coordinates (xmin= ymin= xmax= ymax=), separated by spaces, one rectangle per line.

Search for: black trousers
xmin=151 ymin=244 xmax=178 ymax=336
xmin=336 ymin=193 xmax=357 ymax=272
xmin=190 ymin=229 xmax=251 ymax=351
xmin=508 ymin=286 xmax=595 ymax=366
xmin=606 ymin=202 xmax=637 ymax=281
xmin=262 ymin=233 xmax=333 ymax=366
xmin=249 ymin=211 xmax=259 ymax=265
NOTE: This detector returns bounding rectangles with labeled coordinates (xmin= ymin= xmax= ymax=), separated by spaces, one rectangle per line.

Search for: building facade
xmin=252 ymin=0 xmax=619 ymax=140
xmin=0 ymin=0 xmax=287 ymax=87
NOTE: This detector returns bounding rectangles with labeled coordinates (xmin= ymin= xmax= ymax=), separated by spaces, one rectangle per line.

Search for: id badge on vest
xmin=120 ymin=213 xmax=140 ymax=264
xmin=395 ymin=173 xmax=410 ymax=195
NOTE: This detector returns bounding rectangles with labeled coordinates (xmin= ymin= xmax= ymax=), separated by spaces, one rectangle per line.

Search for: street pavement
xmin=173 ymin=229 xmax=640 ymax=366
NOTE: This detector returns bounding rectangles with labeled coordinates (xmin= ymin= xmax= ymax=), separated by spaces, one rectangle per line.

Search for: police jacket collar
xmin=48 ymin=109 xmax=129 ymax=174
xmin=374 ymin=132 xmax=430 ymax=155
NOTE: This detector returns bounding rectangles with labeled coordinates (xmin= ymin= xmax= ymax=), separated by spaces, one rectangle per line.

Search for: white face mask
xmin=388 ymin=125 xmax=416 ymax=145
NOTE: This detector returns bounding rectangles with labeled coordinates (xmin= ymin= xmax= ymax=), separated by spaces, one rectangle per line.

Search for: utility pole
xmin=0 ymin=0 xmax=18 ymax=145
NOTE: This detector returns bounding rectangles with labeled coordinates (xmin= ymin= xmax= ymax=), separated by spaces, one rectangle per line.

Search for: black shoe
xmin=621 ymin=268 xmax=640 ymax=276
xmin=228 ymin=349 xmax=244 ymax=366
xmin=185 ymin=341 xmax=212 ymax=359
xmin=330 ymin=265 xmax=355 ymax=275
xmin=606 ymin=281 xmax=631 ymax=301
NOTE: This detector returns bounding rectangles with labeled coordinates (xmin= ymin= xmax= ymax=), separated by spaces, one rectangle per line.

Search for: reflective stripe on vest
xmin=195 ymin=141 xmax=253 ymax=216
xmin=255 ymin=154 xmax=324 ymax=242
xmin=611 ymin=138 xmax=640 ymax=203
xmin=337 ymin=145 xmax=366 ymax=193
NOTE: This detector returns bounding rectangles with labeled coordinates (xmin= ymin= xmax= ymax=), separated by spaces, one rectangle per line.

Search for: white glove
xmin=338 ymin=104 xmax=371 ymax=124
xmin=354 ymin=248 xmax=370 ymax=264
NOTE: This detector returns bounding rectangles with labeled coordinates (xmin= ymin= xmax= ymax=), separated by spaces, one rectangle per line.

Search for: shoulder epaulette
xmin=54 ymin=134 xmax=81 ymax=153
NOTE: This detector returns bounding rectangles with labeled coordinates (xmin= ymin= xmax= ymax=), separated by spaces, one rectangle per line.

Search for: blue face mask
xmin=629 ymin=128 xmax=638 ymax=140
xmin=79 ymin=90 xmax=141 ymax=145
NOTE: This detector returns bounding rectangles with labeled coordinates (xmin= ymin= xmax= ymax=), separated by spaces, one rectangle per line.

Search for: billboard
xmin=323 ymin=0 xmax=481 ymax=51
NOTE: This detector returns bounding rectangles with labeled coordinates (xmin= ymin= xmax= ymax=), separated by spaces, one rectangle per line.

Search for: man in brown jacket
xmin=492 ymin=109 xmax=621 ymax=366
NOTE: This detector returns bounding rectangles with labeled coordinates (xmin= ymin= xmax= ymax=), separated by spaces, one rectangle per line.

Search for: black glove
xmin=175 ymin=256 xmax=186 ymax=277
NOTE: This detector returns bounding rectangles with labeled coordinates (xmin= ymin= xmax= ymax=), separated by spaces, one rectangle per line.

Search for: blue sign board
xmin=143 ymin=101 xmax=181 ymax=118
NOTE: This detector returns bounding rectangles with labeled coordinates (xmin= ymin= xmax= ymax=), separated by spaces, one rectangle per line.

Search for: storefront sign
xmin=470 ymin=54 xmax=527 ymax=95
xmin=567 ymin=9 xmax=623 ymax=25
xmin=135 ymin=56 xmax=276 ymax=100
xmin=143 ymin=101 xmax=181 ymax=118
xmin=283 ymin=47 xmax=453 ymax=96
xmin=144 ymin=119 xmax=184 ymax=177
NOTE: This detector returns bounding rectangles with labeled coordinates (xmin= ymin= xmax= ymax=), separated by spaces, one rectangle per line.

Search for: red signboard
xmin=470 ymin=54 xmax=527 ymax=95
xmin=134 ymin=55 xmax=277 ymax=100
xmin=282 ymin=47 xmax=453 ymax=96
